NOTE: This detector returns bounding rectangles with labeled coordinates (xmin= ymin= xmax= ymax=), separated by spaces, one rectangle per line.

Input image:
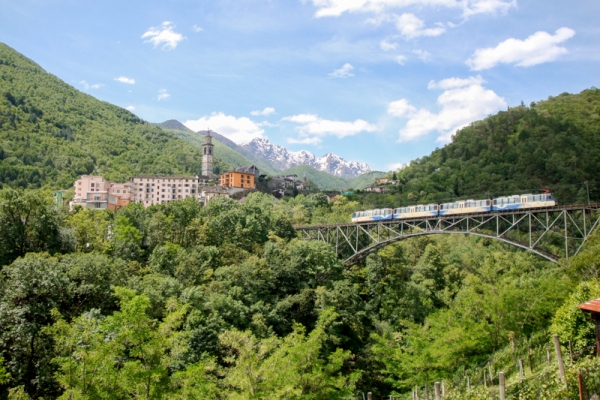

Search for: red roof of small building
xmin=577 ymin=298 xmax=600 ymax=313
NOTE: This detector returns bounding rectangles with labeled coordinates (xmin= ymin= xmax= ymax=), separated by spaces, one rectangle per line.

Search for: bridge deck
xmin=294 ymin=203 xmax=600 ymax=265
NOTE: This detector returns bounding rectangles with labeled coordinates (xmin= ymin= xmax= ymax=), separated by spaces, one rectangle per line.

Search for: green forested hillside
xmin=0 ymin=43 xmax=228 ymax=189
xmin=379 ymin=88 xmax=600 ymax=207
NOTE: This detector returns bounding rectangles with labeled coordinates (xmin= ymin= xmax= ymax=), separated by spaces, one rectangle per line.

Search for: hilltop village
xmin=63 ymin=131 xmax=309 ymax=210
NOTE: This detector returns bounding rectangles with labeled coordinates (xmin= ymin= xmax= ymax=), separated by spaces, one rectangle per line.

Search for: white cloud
xmin=192 ymin=24 xmax=203 ymax=32
xmin=427 ymin=75 xmax=485 ymax=89
xmin=126 ymin=106 xmax=135 ymax=111
xmin=388 ymin=79 xmax=506 ymax=142
xmin=251 ymin=107 xmax=275 ymax=116
xmin=467 ymin=27 xmax=576 ymax=70
xmin=183 ymin=113 xmax=265 ymax=144
xmin=387 ymin=162 xmax=407 ymax=171
xmin=157 ymin=89 xmax=170 ymax=101
xmin=78 ymin=81 xmax=104 ymax=90
xmin=395 ymin=13 xmax=445 ymax=39
xmin=380 ymin=39 xmax=398 ymax=51
xmin=114 ymin=76 xmax=135 ymax=85
xmin=388 ymin=99 xmax=417 ymax=117
xmin=283 ymin=113 xmax=377 ymax=145
xmin=413 ymin=49 xmax=432 ymax=62
xmin=309 ymin=0 xmax=515 ymax=18
xmin=142 ymin=21 xmax=185 ymax=50
xmin=329 ymin=63 xmax=355 ymax=78
xmin=395 ymin=55 xmax=407 ymax=65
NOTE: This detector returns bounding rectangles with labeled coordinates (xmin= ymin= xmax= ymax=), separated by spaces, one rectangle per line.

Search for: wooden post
xmin=488 ymin=362 xmax=493 ymax=385
xmin=553 ymin=334 xmax=567 ymax=388
xmin=547 ymin=349 xmax=551 ymax=365
xmin=368 ymin=392 xmax=372 ymax=400
xmin=434 ymin=382 xmax=441 ymax=400
xmin=441 ymin=380 xmax=445 ymax=397
xmin=499 ymin=372 xmax=505 ymax=400
xmin=425 ymin=383 xmax=429 ymax=400
xmin=483 ymin=370 xmax=487 ymax=388
xmin=518 ymin=359 xmax=524 ymax=381
xmin=467 ymin=376 xmax=470 ymax=391
xmin=569 ymin=340 xmax=574 ymax=364
xmin=578 ymin=370 xmax=584 ymax=400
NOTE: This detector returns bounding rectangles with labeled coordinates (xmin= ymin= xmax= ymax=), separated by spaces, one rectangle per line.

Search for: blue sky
xmin=1 ymin=0 xmax=598 ymax=171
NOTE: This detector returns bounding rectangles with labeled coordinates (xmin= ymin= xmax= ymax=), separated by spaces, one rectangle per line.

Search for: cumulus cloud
xmin=387 ymin=162 xmax=407 ymax=171
xmin=329 ymin=63 xmax=355 ymax=78
xmin=192 ymin=24 xmax=203 ymax=32
xmin=395 ymin=13 xmax=445 ymax=39
xmin=427 ymin=75 xmax=485 ymax=89
xmin=114 ymin=76 xmax=135 ymax=85
xmin=413 ymin=49 xmax=432 ymax=62
xmin=78 ymin=81 xmax=104 ymax=90
xmin=283 ymin=113 xmax=377 ymax=145
xmin=125 ymin=106 xmax=135 ymax=111
xmin=183 ymin=113 xmax=265 ymax=144
xmin=309 ymin=0 xmax=515 ymax=18
xmin=467 ymin=27 xmax=576 ymax=70
xmin=157 ymin=89 xmax=170 ymax=101
xmin=395 ymin=55 xmax=407 ymax=65
xmin=380 ymin=39 xmax=398 ymax=51
xmin=251 ymin=107 xmax=275 ymax=116
xmin=142 ymin=21 xmax=185 ymax=50
xmin=388 ymin=78 xmax=506 ymax=142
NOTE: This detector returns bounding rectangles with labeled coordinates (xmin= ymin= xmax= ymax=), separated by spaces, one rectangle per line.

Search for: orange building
xmin=220 ymin=171 xmax=255 ymax=189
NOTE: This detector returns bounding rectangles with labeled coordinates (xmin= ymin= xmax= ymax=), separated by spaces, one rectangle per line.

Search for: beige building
xmin=70 ymin=175 xmax=133 ymax=210
xmin=130 ymin=175 xmax=206 ymax=208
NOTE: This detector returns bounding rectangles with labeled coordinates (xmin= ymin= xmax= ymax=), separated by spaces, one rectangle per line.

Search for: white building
xmin=130 ymin=175 xmax=207 ymax=208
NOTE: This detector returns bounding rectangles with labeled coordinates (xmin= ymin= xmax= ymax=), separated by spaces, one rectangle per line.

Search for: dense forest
xmin=0 ymin=43 xmax=229 ymax=189
xmin=351 ymin=88 xmax=600 ymax=209
xmin=1 ymin=189 xmax=600 ymax=399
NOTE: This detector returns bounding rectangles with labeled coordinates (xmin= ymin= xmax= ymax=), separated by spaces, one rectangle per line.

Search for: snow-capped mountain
xmin=241 ymin=138 xmax=373 ymax=178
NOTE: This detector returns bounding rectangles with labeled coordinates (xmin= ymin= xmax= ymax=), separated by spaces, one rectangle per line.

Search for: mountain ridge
xmin=241 ymin=137 xmax=373 ymax=178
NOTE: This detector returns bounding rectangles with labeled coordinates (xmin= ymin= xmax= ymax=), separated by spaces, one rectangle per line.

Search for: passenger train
xmin=351 ymin=193 xmax=556 ymax=223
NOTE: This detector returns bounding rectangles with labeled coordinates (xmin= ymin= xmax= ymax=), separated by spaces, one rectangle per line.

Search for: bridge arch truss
xmin=296 ymin=205 xmax=600 ymax=265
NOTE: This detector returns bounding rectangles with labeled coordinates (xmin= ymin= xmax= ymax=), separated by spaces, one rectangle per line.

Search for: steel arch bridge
xmin=295 ymin=204 xmax=600 ymax=265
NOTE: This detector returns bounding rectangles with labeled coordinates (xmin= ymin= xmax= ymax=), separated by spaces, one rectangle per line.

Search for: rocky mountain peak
xmin=241 ymin=137 xmax=372 ymax=178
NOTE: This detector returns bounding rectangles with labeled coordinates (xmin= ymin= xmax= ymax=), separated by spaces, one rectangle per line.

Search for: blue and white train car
xmin=492 ymin=193 xmax=556 ymax=211
xmin=439 ymin=199 xmax=491 ymax=216
xmin=393 ymin=204 xmax=439 ymax=220
xmin=351 ymin=208 xmax=394 ymax=223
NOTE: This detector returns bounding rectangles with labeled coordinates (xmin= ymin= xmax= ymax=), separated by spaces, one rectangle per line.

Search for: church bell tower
xmin=202 ymin=130 xmax=214 ymax=178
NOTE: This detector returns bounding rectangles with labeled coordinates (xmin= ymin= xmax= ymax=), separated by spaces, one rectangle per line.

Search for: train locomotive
xmin=351 ymin=193 xmax=556 ymax=223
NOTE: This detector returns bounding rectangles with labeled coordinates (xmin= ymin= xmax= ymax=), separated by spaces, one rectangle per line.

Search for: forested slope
xmin=0 ymin=43 xmax=228 ymax=189
xmin=384 ymin=88 xmax=600 ymax=206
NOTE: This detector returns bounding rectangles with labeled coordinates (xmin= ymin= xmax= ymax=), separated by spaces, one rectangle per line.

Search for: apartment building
xmin=130 ymin=175 xmax=204 ymax=208
xmin=220 ymin=171 xmax=255 ymax=189
xmin=70 ymin=175 xmax=131 ymax=210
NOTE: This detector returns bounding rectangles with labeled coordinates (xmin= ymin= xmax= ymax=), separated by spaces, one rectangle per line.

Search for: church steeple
xmin=202 ymin=129 xmax=215 ymax=178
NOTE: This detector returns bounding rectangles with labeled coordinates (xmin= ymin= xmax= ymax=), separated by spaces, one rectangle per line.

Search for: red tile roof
xmin=577 ymin=299 xmax=600 ymax=313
